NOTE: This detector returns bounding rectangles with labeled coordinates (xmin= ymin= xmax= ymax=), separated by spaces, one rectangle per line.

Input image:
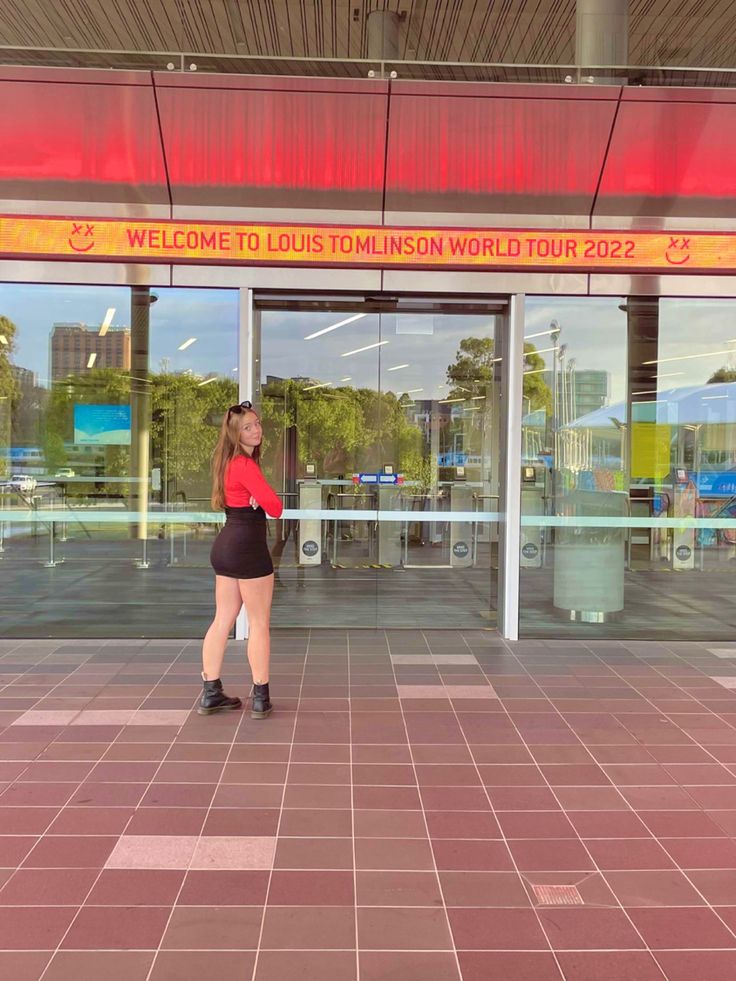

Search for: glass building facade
xmin=1 ymin=65 xmax=735 ymax=640
xmin=2 ymin=284 xmax=735 ymax=640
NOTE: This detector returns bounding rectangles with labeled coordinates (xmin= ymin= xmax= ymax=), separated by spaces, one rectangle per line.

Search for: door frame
xmin=235 ymin=285 xmax=525 ymax=640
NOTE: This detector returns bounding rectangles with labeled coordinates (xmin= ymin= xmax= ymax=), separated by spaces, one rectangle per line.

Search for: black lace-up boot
xmin=251 ymin=682 xmax=272 ymax=719
xmin=197 ymin=679 xmax=242 ymax=715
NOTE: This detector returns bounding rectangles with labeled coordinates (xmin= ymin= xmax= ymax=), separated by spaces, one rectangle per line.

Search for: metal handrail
xmin=1 ymin=46 xmax=735 ymax=86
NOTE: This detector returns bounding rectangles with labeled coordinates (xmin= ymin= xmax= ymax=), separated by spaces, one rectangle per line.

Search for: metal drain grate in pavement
xmin=532 ymin=884 xmax=584 ymax=906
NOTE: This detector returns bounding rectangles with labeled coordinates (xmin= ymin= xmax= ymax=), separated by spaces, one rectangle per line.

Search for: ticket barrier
xmin=669 ymin=468 xmax=696 ymax=571
xmin=297 ymin=479 xmax=322 ymax=566
xmin=450 ymin=477 xmax=473 ymax=569
xmin=377 ymin=484 xmax=402 ymax=567
xmin=329 ymin=487 xmax=377 ymax=568
xmin=520 ymin=465 xmax=544 ymax=568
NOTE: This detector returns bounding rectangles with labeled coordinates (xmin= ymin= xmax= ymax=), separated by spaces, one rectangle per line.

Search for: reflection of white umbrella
xmin=567 ymin=383 xmax=736 ymax=429
xmin=522 ymin=408 xmax=546 ymax=426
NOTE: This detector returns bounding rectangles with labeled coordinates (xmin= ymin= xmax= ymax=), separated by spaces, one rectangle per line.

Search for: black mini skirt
xmin=210 ymin=506 xmax=274 ymax=580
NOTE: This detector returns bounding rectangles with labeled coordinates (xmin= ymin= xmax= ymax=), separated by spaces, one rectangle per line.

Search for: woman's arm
xmin=240 ymin=457 xmax=284 ymax=518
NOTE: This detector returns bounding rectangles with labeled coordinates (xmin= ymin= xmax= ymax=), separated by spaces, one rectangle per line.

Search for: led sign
xmin=0 ymin=215 xmax=733 ymax=273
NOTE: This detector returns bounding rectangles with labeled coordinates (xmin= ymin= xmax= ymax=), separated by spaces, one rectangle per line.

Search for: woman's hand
xmin=250 ymin=495 xmax=258 ymax=509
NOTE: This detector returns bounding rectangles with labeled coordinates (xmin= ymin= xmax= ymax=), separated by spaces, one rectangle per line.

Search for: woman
xmin=198 ymin=400 xmax=283 ymax=717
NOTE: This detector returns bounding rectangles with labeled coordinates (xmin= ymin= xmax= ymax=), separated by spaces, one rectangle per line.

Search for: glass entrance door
xmin=254 ymin=294 xmax=505 ymax=629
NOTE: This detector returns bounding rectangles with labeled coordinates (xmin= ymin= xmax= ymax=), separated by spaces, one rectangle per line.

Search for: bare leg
xmin=201 ymin=575 xmax=242 ymax=680
xmin=238 ymin=573 xmax=274 ymax=683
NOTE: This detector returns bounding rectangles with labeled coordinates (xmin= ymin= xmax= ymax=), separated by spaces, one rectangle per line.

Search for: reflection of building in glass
xmin=11 ymin=364 xmax=38 ymax=395
xmin=543 ymin=368 xmax=610 ymax=422
xmin=50 ymin=322 xmax=131 ymax=381
xmin=265 ymin=374 xmax=312 ymax=386
xmin=10 ymin=365 xmax=48 ymax=445
xmin=402 ymin=399 xmax=452 ymax=444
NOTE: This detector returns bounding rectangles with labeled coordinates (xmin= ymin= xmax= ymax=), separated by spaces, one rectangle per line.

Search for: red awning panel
xmin=384 ymin=82 xmax=619 ymax=219
xmin=155 ymin=75 xmax=389 ymax=214
xmin=594 ymin=90 xmax=736 ymax=221
xmin=0 ymin=70 xmax=168 ymax=207
xmin=1 ymin=68 xmax=736 ymax=229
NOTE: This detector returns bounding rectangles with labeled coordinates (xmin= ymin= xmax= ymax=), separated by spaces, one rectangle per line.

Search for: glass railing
xmin=2 ymin=45 xmax=736 ymax=88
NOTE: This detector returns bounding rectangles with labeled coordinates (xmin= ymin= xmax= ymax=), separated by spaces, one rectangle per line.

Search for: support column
xmin=575 ymin=0 xmax=628 ymax=83
xmin=235 ymin=288 xmax=256 ymax=641
xmin=498 ymin=295 xmax=525 ymax=641
xmin=367 ymin=8 xmax=401 ymax=60
xmin=624 ymin=297 xmax=659 ymax=490
xmin=129 ymin=287 xmax=155 ymax=541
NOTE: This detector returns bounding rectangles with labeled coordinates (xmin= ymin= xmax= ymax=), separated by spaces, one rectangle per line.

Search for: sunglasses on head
xmin=228 ymin=400 xmax=253 ymax=416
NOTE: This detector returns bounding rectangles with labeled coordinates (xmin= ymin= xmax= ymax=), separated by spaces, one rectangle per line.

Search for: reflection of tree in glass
xmin=708 ymin=366 xmax=736 ymax=384
xmin=150 ymin=371 xmax=237 ymax=483
xmin=46 ymin=369 xmax=130 ymax=478
xmin=261 ymin=378 xmax=422 ymax=480
xmin=44 ymin=367 xmax=237 ymax=495
xmin=446 ymin=336 xmax=552 ymax=411
xmin=0 ymin=315 xmax=20 ymax=478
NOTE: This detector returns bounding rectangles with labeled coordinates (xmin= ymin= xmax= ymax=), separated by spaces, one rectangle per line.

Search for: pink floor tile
xmin=60 ymin=905 xmax=171 ymax=950
xmin=391 ymin=655 xmax=435 ymax=664
xmin=12 ymin=710 xmax=79 ymax=725
xmin=254 ymin=951 xmax=356 ymax=981
xmin=711 ymin=677 xmax=736 ymax=689
xmin=105 ymin=835 xmax=198 ymax=870
xmin=71 ymin=710 xmax=136 ymax=726
xmin=444 ymin=685 xmax=498 ymax=698
xmin=397 ymin=686 xmax=447 ymax=698
xmin=0 ymin=952 xmax=52 ymax=981
xmin=432 ymin=655 xmax=479 ymax=664
xmin=6 ymin=636 xmax=736 ymax=981
xmin=0 ymin=868 xmax=98 ymax=905
xmin=628 ymin=906 xmax=736 ymax=949
xmin=129 ymin=710 xmax=191 ymax=726
xmin=190 ymin=835 xmax=277 ymax=870
xmin=555 ymin=951 xmax=665 ymax=981
xmin=161 ymin=905 xmax=262 ymax=949
xmin=0 ymin=906 xmax=77 ymax=949
xmin=150 ymin=951 xmax=255 ymax=980
xmin=654 ymin=951 xmax=736 ymax=981
xmin=87 ymin=869 xmax=185 ymax=906
xmin=458 ymin=952 xmax=562 ymax=981
xmin=42 ymin=950 xmax=155 ymax=980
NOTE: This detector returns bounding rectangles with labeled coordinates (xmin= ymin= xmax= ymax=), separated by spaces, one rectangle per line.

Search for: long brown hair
xmin=211 ymin=407 xmax=261 ymax=510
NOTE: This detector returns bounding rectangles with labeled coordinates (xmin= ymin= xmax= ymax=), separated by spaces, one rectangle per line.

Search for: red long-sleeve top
xmin=224 ymin=454 xmax=283 ymax=518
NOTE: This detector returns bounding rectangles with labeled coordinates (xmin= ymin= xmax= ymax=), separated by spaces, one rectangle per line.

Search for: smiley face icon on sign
xmin=664 ymin=236 xmax=691 ymax=266
xmin=68 ymin=222 xmax=96 ymax=253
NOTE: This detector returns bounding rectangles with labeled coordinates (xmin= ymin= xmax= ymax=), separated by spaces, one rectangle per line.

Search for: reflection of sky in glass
xmin=260 ymin=311 xmax=495 ymax=396
xmin=659 ymin=300 xmax=736 ymax=387
xmin=0 ymin=284 xmax=238 ymax=385
xmin=525 ymin=297 xmax=626 ymax=404
xmin=525 ymin=298 xmax=736 ymax=406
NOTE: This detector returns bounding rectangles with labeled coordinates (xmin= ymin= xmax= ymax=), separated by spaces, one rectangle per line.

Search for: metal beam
xmin=498 ymin=293 xmax=524 ymax=640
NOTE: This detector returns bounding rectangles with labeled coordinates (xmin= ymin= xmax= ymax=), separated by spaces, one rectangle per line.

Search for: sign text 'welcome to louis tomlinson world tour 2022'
xmin=2 ymin=215 xmax=736 ymax=273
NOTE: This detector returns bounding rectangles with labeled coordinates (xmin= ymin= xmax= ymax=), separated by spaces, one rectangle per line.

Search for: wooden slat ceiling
xmin=0 ymin=0 xmax=734 ymax=68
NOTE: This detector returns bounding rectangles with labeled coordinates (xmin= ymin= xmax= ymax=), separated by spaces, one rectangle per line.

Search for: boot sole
xmin=251 ymin=706 xmax=273 ymax=719
xmin=197 ymin=702 xmax=242 ymax=716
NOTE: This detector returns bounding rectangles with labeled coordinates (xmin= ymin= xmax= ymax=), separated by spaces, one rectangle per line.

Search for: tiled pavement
xmin=1 ymin=632 xmax=736 ymax=979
